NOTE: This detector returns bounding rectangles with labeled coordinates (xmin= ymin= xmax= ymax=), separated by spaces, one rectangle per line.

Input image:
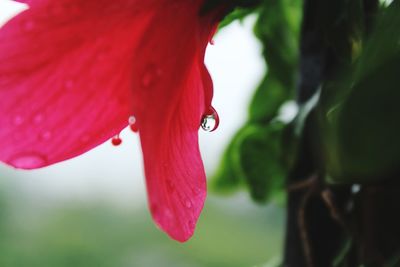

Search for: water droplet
xmin=8 ymin=152 xmax=47 ymax=169
xmin=33 ymin=114 xmax=44 ymax=124
xmin=141 ymin=65 xmax=162 ymax=88
xmin=22 ymin=20 xmax=35 ymax=32
xmin=201 ymin=106 xmax=219 ymax=132
xmin=164 ymin=208 xmax=173 ymax=219
xmin=188 ymin=220 xmax=196 ymax=231
xmin=128 ymin=115 xmax=138 ymax=132
xmin=209 ymin=39 xmax=215 ymax=45
xmin=40 ymin=131 xmax=52 ymax=141
xmin=111 ymin=134 xmax=122 ymax=146
xmin=192 ymin=187 xmax=201 ymax=196
xmin=185 ymin=199 xmax=192 ymax=209
xmin=130 ymin=124 xmax=138 ymax=132
xmin=13 ymin=115 xmax=24 ymax=126
xmin=128 ymin=116 xmax=136 ymax=125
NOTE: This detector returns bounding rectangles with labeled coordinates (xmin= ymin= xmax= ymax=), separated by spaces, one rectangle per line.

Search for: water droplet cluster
xmin=141 ymin=65 xmax=162 ymax=89
xmin=110 ymin=116 xmax=139 ymax=146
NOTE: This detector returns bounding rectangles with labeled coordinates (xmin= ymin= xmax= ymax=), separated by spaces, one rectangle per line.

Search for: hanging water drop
xmin=111 ymin=134 xmax=122 ymax=146
xmin=128 ymin=116 xmax=138 ymax=132
xmin=201 ymin=106 xmax=219 ymax=132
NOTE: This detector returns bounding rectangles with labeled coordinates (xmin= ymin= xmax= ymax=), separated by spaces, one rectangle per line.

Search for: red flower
xmin=0 ymin=0 xmax=221 ymax=242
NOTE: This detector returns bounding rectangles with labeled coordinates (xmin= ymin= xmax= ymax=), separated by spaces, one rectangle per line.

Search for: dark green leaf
xmin=238 ymin=123 xmax=286 ymax=202
xmin=320 ymin=1 xmax=400 ymax=183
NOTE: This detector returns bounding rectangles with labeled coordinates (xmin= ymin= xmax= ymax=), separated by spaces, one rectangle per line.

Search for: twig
xmin=320 ymin=189 xmax=348 ymax=230
xmin=298 ymin=186 xmax=315 ymax=267
xmin=287 ymin=175 xmax=318 ymax=192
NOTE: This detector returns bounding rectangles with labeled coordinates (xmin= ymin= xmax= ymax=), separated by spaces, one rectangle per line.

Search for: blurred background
xmin=0 ymin=1 xmax=284 ymax=266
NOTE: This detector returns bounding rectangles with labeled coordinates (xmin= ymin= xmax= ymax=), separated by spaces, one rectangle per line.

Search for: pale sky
xmin=0 ymin=1 xmax=265 ymax=207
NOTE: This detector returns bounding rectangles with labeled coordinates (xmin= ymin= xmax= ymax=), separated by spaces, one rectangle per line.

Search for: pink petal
xmin=0 ymin=1 xmax=154 ymax=168
xmin=1 ymin=0 xmax=219 ymax=241
xmin=131 ymin=2 xmax=217 ymax=241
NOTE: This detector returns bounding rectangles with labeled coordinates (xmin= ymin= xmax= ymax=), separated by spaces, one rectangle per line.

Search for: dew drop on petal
xmin=128 ymin=116 xmax=138 ymax=132
xmin=185 ymin=199 xmax=192 ymax=209
xmin=164 ymin=208 xmax=173 ymax=219
xmin=192 ymin=187 xmax=201 ymax=196
xmin=141 ymin=65 xmax=162 ymax=88
xmin=8 ymin=152 xmax=47 ymax=169
xmin=128 ymin=116 xmax=136 ymax=125
xmin=13 ymin=115 xmax=24 ymax=126
xmin=111 ymin=134 xmax=122 ymax=146
xmin=201 ymin=106 xmax=219 ymax=132
xmin=40 ymin=131 xmax=52 ymax=141
xmin=188 ymin=220 xmax=196 ymax=231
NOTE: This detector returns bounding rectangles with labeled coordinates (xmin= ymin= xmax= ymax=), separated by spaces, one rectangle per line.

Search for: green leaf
xmin=211 ymin=133 xmax=245 ymax=193
xmin=219 ymin=6 xmax=258 ymax=29
xmin=320 ymin=1 xmax=400 ymax=183
xmin=238 ymin=123 xmax=287 ymax=203
xmin=385 ymin=252 xmax=400 ymax=267
xmin=249 ymin=0 xmax=301 ymax=123
xmin=213 ymin=0 xmax=302 ymax=202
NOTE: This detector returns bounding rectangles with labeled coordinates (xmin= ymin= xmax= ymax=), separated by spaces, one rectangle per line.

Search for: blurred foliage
xmin=214 ymin=0 xmax=400 ymax=194
xmin=213 ymin=0 xmax=400 ymax=265
xmin=202 ymin=0 xmax=260 ymax=17
xmin=213 ymin=0 xmax=302 ymax=203
xmin=319 ymin=0 xmax=400 ymax=184
xmin=0 ymin=185 xmax=283 ymax=267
